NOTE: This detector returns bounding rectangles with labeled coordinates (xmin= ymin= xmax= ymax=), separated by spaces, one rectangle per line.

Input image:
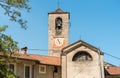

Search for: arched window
xmin=72 ymin=51 xmax=92 ymax=61
xmin=55 ymin=17 xmax=62 ymax=35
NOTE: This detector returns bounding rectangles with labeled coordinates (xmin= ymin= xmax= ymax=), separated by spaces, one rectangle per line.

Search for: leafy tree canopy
xmin=0 ymin=0 xmax=30 ymax=77
xmin=0 ymin=0 xmax=31 ymax=29
xmin=0 ymin=26 xmax=18 ymax=78
xmin=0 ymin=26 xmax=18 ymax=53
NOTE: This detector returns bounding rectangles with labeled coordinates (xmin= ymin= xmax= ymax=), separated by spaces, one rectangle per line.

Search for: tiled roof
xmin=105 ymin=66 xmax=120 ymax=75
xmin=29 ymin=54 xmax=61 ymax=66
xmin=0 ymin=52 xmax=61 ymax=66
xmin=15 ymin=54 xmax=39 ymax=61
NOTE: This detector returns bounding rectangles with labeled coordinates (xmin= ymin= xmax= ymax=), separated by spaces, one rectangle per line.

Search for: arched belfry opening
xmin=55 ymin=17 xmax=62 ymax=35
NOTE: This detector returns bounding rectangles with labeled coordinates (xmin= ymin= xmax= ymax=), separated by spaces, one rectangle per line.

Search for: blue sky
xmin=0 ymin=0 xmax=120 ymax=66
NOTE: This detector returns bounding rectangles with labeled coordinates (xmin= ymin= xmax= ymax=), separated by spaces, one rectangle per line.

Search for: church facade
xmin=3 ymin=8 xmax=120 ymax=78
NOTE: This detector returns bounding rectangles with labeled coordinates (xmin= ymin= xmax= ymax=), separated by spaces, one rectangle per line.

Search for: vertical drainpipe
xmin=66 ymin=54 xmax=67 ymax=78
xmin=98 ymin=49 xmax=102 ymax=78
xmin=60 ymin=56 xmax=62 ymax=78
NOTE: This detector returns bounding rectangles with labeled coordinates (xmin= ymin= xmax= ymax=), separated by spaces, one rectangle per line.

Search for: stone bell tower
xmin=48 ymin=8 xmax=70 ymax=56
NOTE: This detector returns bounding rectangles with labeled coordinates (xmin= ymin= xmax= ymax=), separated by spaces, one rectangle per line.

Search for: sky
xmin=0 ymin=0 xmax=120 ymax=66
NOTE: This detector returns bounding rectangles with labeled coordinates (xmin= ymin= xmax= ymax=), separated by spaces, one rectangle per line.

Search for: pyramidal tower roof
xmin=48 ymin=8 xmax=69 ymax=14
xmin=55 ymin=8 xmax=64 ymax=12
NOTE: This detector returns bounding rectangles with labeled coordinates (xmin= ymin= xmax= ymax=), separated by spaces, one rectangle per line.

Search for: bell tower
xmin=48 ymin=8 xmax=70 ymax=56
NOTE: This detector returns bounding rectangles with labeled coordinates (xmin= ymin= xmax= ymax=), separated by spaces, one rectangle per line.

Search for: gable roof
xmin=62 ymin=40 xmax=104 ymax=55
xmin=105 ymin=66 xmax=120 ymax=75
xmin=0 ymin=52 xmax=61 ymax=66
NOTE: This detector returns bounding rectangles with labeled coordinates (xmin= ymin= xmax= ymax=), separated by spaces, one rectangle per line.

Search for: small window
xmin=25 ymin=66 xmax=30 ymax=78
xmin=24 ymin=65 xmax=31 ymax=78
xmin=39 ymin=65 xmax=46 ymax=74
xmin=9 ymin=63 xmax=16 ymax=74
xmin=72 ymin=51 xmax=92 ymax=61
xmin=54 ymin=66 xmax=58 ymax=73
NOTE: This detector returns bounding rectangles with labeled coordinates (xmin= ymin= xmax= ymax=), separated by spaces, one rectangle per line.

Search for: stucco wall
xmin=62 ymin=45 xmax=104 ymax=78
xmin=34 ymin=64 xmax=61 ymax=78
xmin=13 ymin=59 xmax=61 ymax=78
xmin=15 ymin=60 xmax=35 ymax=78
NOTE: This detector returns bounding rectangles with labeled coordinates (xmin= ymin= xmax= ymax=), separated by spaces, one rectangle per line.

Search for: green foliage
xmin=0 ymin=0 xmax=29 ymax=77
xmin=0 ymin=26 xmax=18 ymax=78
xmin=0 ymin=63 xmax=16 ymax=78
xmin=0 ymin=26 xmax=18 ymax=53
xmin=0 ymin=25 xmax=8 ymax=32
xmin=0 ymin=0 xmax=31 ymax=29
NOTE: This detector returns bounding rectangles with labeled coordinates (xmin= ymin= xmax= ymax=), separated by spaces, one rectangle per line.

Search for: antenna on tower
xmin=58 ymin=0 xmax=60 ymax=8
xmin=80 ymin=35 xmax=82 ymax=40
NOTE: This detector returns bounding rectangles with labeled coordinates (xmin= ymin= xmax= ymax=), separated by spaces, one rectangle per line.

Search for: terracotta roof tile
xmin=0 ymin=52 xmax=61 ymax=66
xmin=16 ymin=54 xmax=38 ymax=61
xmin=105 ymin=66 xmax=120 ymax=75
xmin=29 ymin=54 xmax=61 ymax=66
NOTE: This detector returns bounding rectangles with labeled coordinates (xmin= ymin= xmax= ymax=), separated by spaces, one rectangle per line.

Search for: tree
xmin=0 ymin=26 xmax=18 ymax=53
xmin=0 ymin=0 xmax=31 ymax=29
xmin=0 ymin=26 xmax=18 ymax=78
xmin=0 ymin=0 xmax=30 ymax=77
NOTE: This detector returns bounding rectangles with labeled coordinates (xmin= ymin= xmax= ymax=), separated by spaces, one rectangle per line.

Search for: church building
xmin=48 ymin=8 xmax=104 ymax=78
xmin=1 ymin=8 xmax=120 ymax=78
